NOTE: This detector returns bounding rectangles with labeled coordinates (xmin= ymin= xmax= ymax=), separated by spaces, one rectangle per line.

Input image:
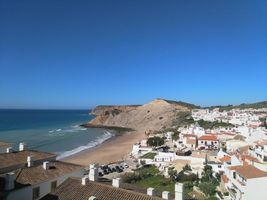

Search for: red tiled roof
xmin=41 ymin=177 xmax=164 ymax=200
xmin=221 ymin=175 xmax=229 ymax=183
xmin=256 ymin=140 xmax=267 ymax=146
xmin=228 ymin=165 xmax=267 ymax=179
xmin=241 ymin=155 xmax=260 ymax=163
xmin=183 ymin=134 xmax=197 ymax=138
xmin=219 ymin=156 xmax=231 ymax=163
xmin=198 ymin=135 xmax=218 ymax=141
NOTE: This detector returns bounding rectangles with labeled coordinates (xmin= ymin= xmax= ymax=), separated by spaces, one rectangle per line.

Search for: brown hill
xmin=84 ymin=99 xmax=198 ymax=132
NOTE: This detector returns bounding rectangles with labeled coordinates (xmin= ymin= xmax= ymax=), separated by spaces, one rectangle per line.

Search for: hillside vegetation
xmin=207 ymin=101 xmax=267 ymax=111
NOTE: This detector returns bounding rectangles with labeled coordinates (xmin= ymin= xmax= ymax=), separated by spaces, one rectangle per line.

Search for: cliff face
xmin=87 ymin=99 xmax=198 ymax=132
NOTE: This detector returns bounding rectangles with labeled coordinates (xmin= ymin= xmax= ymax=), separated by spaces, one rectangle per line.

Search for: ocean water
xmin=0 ymin=109 xmax=114 ymax=159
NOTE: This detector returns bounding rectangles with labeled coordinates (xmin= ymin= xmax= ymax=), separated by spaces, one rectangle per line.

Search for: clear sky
xmin=0 ymin=0 xmax=267 ymax=109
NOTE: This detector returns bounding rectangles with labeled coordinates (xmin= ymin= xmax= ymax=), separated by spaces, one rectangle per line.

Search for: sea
xmin=0 ymin=109 xmax=114 ymax=159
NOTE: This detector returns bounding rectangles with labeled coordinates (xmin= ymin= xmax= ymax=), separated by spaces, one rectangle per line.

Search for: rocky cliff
xmin=85 ymin=99 xmax=199 ymax=132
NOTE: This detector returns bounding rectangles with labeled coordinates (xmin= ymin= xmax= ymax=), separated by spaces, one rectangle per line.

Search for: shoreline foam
xmin=56 ymin=130 xmax=115 ymax=160
xmin=63 ymin=130 xmax=146 ymax=166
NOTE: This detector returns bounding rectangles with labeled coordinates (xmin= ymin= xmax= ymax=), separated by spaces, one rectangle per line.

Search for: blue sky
xmin=0 ymin=0 xmax=267 ymax=109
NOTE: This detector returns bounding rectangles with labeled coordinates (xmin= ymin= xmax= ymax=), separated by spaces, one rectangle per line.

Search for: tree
xmin=147 ymin=136 xmax=164 ymax=147
xmin=183 ymin=164 xmax=192 ymax=172
xmin=199 ymin=182 xmax=216 ymax=197
xmin=172 ymin=131 xmax=180 ymax=141
xmin=168 ymin=167 xmax=178 ymax=181
xmin=140 ymin=160 xmax=146 ymax=166
xmin=207 ymin=197 xmax=219 ymax=200
xmin=201 ymin=165 xmax=213 ymax=182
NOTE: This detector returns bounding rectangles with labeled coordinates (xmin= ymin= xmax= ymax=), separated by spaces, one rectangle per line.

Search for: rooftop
xmin=198 ymin=134 xmax=218 ymax=141
xmin=15 ymin=161 xmax=83 ymax=185
xmin=41 ymin=177 xmax=164 ymax=200
xmin=0 ymin=150 xmax=56 ymax=172
xmin=0 ymin=141 xmax=11 ymax=148
xmin=256 ymin=140 xmax=267 ymax=146
xmin=219 ymin=155 xmax=231 ymax=163
xmin=0 ymin=161 xmax=83 ymax=196
xmin=229 ymin=165 xmax=267 ymax=179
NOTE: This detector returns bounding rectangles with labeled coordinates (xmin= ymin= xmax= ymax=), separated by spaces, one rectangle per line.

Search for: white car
xmin=124 ymin=163 xmax=129 ymax=168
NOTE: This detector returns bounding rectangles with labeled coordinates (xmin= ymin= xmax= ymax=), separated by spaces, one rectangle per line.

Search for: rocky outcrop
xmin=85 ymin=99 xmax=199 ymax=132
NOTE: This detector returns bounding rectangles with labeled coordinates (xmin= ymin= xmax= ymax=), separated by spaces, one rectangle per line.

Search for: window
xmin=233 ymin=172 xmax=236 ymax=179
xmin=32 ymin=187 xmax=40 ymax=200
xmin=51 ymin=180 xmax=57 ymax=192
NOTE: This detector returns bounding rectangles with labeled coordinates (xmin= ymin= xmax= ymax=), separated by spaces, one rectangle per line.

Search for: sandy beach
xmin=63 ymin=131 xmax=146 ymax=166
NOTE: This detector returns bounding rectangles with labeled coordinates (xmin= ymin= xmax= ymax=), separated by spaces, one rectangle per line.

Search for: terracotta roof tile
xmin=256 ymin=140 xmax=267 ymax=146
xmin=221 ymin=175 xmax=229 ymax=183
xmin=41 ymin=177 xmax=164 ymax=200
xmin=219 ymin=155 xmax=231 ymax=163
xmin=15 ymin=161 xmax=83 ymax=185
xmin=0 ymin=150 xmax=56 ymax=171
xmin=228 ymin=165 xmax=267 ymax=179
xmin=198 ymin=135 xmax=218 ymax=141
xmin=0 ymin=141 xmax=11 ymax=148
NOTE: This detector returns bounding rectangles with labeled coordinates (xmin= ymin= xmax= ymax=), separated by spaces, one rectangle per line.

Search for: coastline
xmin=63 ymin=130 xmax=146 ymax=166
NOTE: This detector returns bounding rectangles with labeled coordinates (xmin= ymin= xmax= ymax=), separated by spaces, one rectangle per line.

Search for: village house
xmin=197 ymin=134 xmax=219 ymax=150
xmin=249 ymin=140 xmax=267 ymax=163
xmin=224 ymin=165 xmax=267 ymax=200
xmin=181 ymin=134 xmax=197 ymax=150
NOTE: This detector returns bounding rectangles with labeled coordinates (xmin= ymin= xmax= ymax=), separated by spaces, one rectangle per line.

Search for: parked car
xmin=116 ymin=168 xmax=123 ymax=173
xmin=107 ymin=167 xmax=112 ymax=173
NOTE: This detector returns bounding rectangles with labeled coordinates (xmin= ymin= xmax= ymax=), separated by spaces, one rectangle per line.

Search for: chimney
xmin=43 ymin=161 xmax=50 ymax=170
xmin=89 ymin=163 xmax=98 ymax=182
xmin=147 ymin=187 xmax=155 ymax=196
xmin=175 ymin=183 xmax=184 ymax=200
xmin=88 ymin=196 xmax=96 ymax=200
xmin=27 ymin=156 xmax=34 ymax=167
xmin=82 ymin=177 xmax=89 ymax=185
xmin=19 ymin=142 xmax=26 ymax=151
xmin=112 ymin=178 xmax=121 ymax=188
xmin=6 ymin=147 xmax=12 ymax=153
xmin=5 ymin=172 xmax=15 ymax=190
xmin=162 ymin=191 xmax=170 ymax=200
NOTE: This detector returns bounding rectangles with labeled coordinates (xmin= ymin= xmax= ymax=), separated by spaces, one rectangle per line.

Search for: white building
xmin=131 ymin=143 xmax=153 ymax=157
xmin=154 ymin=152 xmax=176 ymax=163
xmin=249 ymin=140 xmax=267 ymax=163
xmin=224 ymin=165 xmax=267 ymax=200
xmin=198 ymin=134 xmax=219 ymax=150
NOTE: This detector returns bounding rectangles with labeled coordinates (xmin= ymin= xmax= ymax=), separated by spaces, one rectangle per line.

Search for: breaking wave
xmin=48 ymin=125 xmax=87 ymax=136
xmin=56 ymin=131 xmax=114 ymax=160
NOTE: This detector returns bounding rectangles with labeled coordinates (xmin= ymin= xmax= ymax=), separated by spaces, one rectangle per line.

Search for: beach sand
xmin=63 ymin=131 xmax=146 ymax=166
